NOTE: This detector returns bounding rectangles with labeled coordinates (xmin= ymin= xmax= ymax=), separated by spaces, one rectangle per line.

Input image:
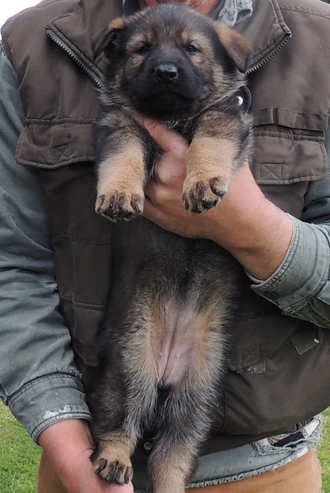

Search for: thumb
xmin=131 ymin=113 xmax=188 ymax=158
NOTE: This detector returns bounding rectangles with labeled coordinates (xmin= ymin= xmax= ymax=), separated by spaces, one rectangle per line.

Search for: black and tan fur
xmin=90 ymin=4 xmax=252 ymax=492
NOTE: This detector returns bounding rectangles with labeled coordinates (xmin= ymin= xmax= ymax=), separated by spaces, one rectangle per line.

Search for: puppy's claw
xmin=210 ymin=179 xmax=227 ymax=199
xmin=201 ymin=198 xmax=218 ymax=210
xmin=96 ymin=195 xmax=105 ymax=214
xmin=124 ymin=469 xmax=131 ymax=484
xmin=95 ymin=458 xmax=107 ymax=475
xmin=114 ymin=464 xmax=125 ymax=483
xmin=105 ymin=463 xmax=115 ymax=482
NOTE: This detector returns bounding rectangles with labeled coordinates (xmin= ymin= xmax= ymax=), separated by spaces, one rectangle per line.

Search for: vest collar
xmin=45 ymin=0 xmax=291 ymax=82
xmin=235 ymin=0 xmax=292 ymax=74
xmin=45 ymin=0 xmax=123 ymax=83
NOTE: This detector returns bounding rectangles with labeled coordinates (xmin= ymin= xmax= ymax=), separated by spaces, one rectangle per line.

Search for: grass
xmin=1 ymin=402 xmax=330 ymax=492
xmin=0 ymin=402 xmax=41 ymax=493
xmin=319 ymin=408 xmax=330 ymax=493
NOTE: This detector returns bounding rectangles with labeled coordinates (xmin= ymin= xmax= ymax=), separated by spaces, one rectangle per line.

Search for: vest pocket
xmin=16 ymin=122 xmax=95 ymax=168
xmin=251 ymin=108 xmax=328 ymax=185
xmin=212 ymin=324 xmax=330 ymax=437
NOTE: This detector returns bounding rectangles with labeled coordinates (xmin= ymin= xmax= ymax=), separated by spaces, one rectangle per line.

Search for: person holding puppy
xmin=0 ymin=0 xmax=329 ymax=492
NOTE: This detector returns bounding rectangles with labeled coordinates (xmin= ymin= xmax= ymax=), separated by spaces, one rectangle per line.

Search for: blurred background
xmin=1 ymin=0 xmax=40 ymax=31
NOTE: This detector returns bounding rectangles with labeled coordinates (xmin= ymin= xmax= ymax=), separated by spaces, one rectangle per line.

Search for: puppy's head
xmin=93 ymin=4 xmax=251 ymax=120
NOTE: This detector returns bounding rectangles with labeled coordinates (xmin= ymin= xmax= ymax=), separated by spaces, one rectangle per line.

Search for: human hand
xmin=38 ymin=419 xmax=134 ymax=493
xmin=139 ymin=118 xmax=293 ymax=280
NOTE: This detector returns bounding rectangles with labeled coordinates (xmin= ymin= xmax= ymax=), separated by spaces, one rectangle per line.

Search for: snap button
xmin=235 ymin=86 xmax=251 ymax=111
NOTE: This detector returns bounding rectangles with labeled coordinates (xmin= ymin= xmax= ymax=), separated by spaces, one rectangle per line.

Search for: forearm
xmin=38 ymin=420 xmax=134 ymax=493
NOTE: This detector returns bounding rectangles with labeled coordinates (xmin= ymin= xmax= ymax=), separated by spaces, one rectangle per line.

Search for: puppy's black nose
xmin=155 ymin=64 xmax=178 ymax=83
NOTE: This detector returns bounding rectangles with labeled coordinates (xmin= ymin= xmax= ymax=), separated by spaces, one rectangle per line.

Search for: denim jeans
xmin=36 ymin=416 xmax=322 ymax=493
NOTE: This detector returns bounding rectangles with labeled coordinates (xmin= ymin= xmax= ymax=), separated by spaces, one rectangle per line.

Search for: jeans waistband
xmin=133 ymin=415 xmax=322 ymax=492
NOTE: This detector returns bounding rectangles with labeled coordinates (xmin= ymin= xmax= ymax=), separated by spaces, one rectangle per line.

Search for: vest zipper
xmin=46 ymin=28 xmax=292 ymax=94
xmin=246 ymin=34 xmax=292 ymax=75
xmin=45 ymin=28 xmax=103 ymax=88
xmin=45 ymin=26 xmax=290 ymax=91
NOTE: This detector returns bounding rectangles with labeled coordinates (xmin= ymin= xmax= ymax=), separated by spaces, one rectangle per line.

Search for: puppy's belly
xmin=152 ymin=302 xmax=211 ymax=388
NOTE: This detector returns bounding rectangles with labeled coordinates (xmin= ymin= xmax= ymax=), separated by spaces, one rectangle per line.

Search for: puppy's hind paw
xmin=91 ymin=451 xmax=133 ymax=485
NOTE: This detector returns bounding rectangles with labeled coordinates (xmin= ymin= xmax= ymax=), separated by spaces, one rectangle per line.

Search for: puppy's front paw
xmin=96 ymin=189 xmax=144 ymax=222
xmin=91 ymin=449 xmax=133 ymax=485
xmin=182 ymin=176 xmax=227 ymax=213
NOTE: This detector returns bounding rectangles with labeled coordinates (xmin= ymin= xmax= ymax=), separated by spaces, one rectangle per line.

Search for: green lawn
xmin=319 ymin=408 xmax=330 ymax=493
xmin=1 ymin=402 xmax=330 ymax=492
xmin=0 ymin=402 xmax=41 ymax=492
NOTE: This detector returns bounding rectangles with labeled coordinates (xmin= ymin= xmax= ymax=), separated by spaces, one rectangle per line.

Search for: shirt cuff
xmin=7 ymin=373 xmax=91 ymax=443
xmin=247 ymin=216 xmax=330 ymax=318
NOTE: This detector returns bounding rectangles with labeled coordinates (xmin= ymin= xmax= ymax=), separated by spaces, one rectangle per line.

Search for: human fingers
xmin=131 ymin=112 xmax=188 ymax=159
xmin=106 ymin=481 xmax=134 ymax=493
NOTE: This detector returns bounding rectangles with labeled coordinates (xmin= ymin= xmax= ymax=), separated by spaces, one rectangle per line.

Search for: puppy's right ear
xmin=92 ymin=18 xmax=125 ymax=59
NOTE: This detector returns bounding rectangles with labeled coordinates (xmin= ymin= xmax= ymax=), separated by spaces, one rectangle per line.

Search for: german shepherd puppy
xmin=90 ymin=4 xmax=252 ymax=492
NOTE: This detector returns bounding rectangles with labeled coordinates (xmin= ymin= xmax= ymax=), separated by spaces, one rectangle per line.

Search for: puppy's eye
xmin=186 ymin=44 xmax=198 ymax=54
xmin=138 ymin=44 xmax=151 ymax=54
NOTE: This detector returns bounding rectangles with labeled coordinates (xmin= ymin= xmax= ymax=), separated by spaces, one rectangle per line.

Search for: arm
xmin=0 ymin=45 xmax=133 ymax=492
xmin=38 ymin=420 xmax=134 ymax=493
xmin=141 ymin=118 xmax=330 ymax=327
xmin=0 ymin=43 xmax=91 ymax=441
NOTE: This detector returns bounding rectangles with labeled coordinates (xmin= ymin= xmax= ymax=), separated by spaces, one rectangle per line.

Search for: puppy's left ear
xmin=214 ymin=21 xmax=251 ymax=73
xmin=92 ymin=17 xmax=125 ymax=59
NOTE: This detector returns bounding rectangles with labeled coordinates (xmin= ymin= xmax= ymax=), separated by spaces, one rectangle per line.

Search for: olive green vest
xmin=3 ymin=0 xmax=330 ymax=451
